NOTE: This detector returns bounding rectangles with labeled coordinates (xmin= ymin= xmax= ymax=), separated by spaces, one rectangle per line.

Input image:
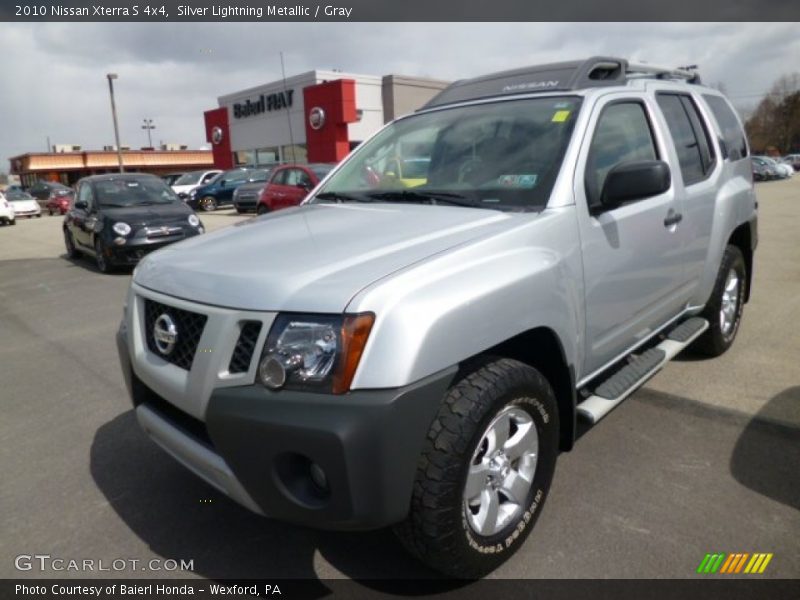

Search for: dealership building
xmin=203 ymin=70 xmax=449 ymax=169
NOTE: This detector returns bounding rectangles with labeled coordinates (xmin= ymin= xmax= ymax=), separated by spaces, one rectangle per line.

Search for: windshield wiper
xmin=314 ymin=191 xmax=373 ymax=203
xmin=366 ymin=190 xmax=478 ymax=208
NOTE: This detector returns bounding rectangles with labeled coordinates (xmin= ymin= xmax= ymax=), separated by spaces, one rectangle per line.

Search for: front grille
xmin=144 ymin=299 xmax=208 ymax=370
xmin=229 ymin=321 xmax=262 ymax=373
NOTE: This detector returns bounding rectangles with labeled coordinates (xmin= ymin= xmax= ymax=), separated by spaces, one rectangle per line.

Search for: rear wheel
xmin=199 ymin=196 xmax=217 ymax=212
xmin=693 ymin=245 xmax=746 ymax=356
xmin=395 ymin=358 xmax=559 ymax=578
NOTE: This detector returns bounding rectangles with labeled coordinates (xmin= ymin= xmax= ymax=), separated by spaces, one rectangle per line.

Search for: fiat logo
xmin=211 ymin=126 xmax=224 ymax=145
xmin=153 ymin=314 xmax=178 ymax=355
xmin=309 ymin=107 xmax=326 ymax=130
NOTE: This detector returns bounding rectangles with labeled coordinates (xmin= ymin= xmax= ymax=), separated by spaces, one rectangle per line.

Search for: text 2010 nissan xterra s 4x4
xmin=117 ymin=57 xmax=757 ymax=577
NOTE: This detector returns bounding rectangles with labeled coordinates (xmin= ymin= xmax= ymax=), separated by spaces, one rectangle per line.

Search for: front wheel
xmin=94 ymin=238 xmax=112 ymax=273
xmin=256 ymin=204 xmax=269 ymax=215
xmin=693 ymin=245 xmax=746 ymax=357
xmin=64 ymin=229 xmax=78 ymax=257
xmin=199 ymin=195 xmax=217 ymax=212
xmin=395 ymin=358 xmax=559 ymax=578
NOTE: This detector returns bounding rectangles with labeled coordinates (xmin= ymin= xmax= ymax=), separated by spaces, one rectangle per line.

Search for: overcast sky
xmin=1 ymin=22 xmax=798 ymax=167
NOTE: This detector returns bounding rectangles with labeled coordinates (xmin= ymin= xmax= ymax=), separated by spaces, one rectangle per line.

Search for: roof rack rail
xmin=626 ymin=62 xmax=702 ymax=84
xmin=421 ymin=56 xmax=702 ymax=110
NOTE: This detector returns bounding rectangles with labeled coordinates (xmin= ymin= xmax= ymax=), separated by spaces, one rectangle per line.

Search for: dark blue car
xmin=187 ymin=168 xmax=262 ymax=212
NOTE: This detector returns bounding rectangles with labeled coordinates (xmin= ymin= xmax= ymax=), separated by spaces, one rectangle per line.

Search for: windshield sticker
xmin=552 ymin=110 xmax=571 ymax=123
xmin=498 ymin=174 xmax=538 ymax=188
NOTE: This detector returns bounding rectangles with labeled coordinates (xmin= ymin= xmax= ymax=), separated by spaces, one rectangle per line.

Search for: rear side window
xmin=585 ymin=101 xmax=658 ymax=208
xmin=656 ymin=93 xmax=715 ymax=186
xmin=702 ymin=95 xmax=749 ymax=161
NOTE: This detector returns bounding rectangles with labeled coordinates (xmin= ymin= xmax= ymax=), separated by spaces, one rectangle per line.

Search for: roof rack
xmin=421 ymin=56 xmax=701 ymax=110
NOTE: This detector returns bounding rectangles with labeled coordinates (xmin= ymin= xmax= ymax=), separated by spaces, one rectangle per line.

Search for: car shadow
xmin=729 ymin=386 xmax=800 ymax=511
xmin=90 ymin=411 xmax=464 ymax=592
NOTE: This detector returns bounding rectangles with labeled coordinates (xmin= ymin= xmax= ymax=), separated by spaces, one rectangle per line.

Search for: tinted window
xmin=702 ymin=95 xmax=749 ymax=161
xmin=656 ymin=94 xmax=704 ymax=185
xmin=93 ymin=178 xmax=178 ymax=207
xmin=657 ymin=93 xmax=715 ymax=186
xmin=585 ymin=102 xmax=658 ymax=207
xmin=77 ymin=183 xmax=94 ymax=209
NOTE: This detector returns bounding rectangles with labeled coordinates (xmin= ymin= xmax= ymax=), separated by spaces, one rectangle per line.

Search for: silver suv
xmin=117 ymin=57 xmax=757 ymax=577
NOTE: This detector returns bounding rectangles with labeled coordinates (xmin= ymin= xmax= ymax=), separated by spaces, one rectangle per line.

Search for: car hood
xmin=9 ymin=199 xmax=39 ymax=210
xmin=134 ymin=203 xmax=515 ymax=312
xmin=172 ymin=184 xmax=200 ymax=195
xmin=103 ymin=203 xmax=193 ymax=227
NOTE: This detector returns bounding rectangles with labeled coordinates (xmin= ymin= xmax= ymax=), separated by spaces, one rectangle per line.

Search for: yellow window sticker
xmin=552 ymin=110 xmax=571 ymax=123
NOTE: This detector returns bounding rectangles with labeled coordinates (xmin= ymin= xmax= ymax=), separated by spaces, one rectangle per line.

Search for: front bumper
xmin=107 ymin=228 xmax=201 ymax=265
xmin=117 ymin=319 xmax=455 ymax=530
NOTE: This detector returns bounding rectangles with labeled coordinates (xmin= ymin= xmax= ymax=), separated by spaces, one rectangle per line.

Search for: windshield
xmin=7 ymin=191 xmax=35 ymax=201
xmin=173 ymin=171 xmax=205 ymax=185
xmin=94 ymin=178 xmax=179 ymax=207
xmin=313 ymin=96 xmax=582 ymax=211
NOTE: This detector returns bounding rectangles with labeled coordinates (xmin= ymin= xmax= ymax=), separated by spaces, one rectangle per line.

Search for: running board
xmin=577 ymin=317 xmax=709 ymax=424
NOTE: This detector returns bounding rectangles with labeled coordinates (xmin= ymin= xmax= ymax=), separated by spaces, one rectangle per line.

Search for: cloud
xmin=1 ymin=22 xmax=798 ymax=167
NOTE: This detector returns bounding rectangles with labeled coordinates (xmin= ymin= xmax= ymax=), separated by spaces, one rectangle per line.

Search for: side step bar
xmin=577 ymin=317 xmax=708 ymax=425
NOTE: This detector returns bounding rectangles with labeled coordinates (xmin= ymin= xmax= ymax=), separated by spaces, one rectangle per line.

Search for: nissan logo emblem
xmin=309 ymin=107 xmax=326 ymax=130
xmin=153 ymin=314 xmax=179 ymax=356
xmin=211 ymin=126 xmax=224 ymax=145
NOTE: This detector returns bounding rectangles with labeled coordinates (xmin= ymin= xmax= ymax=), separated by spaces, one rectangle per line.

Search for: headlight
xmin=112 ymin=222 xmax=132 ymax=236
xmin=258 ymin=313 xmax=374 ymax=394
xmin=188 ymin=214 xmax=200 ymax=227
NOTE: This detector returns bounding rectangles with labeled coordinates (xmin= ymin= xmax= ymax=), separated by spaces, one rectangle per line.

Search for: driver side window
xmin=77 ymin=183 xmax=94 ymax=210
xmin=585 ymin=102 xmax=658 ymax=209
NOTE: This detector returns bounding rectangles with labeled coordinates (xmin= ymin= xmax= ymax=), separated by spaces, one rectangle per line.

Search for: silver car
xmin=117 ymin=57 xmax=757 ymax=577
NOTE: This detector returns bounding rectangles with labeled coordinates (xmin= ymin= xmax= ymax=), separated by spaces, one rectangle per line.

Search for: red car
xmin=256 ymin=163 xmax=334 ymax=214
xmin=46 ymin=188 xmax=75 ymax=215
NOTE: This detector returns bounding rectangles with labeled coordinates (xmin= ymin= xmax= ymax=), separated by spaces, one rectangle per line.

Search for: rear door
xmin=653 ymin=92 xmax=719 ymax=297
xmin=576 ymin=95 xmax=689 ymax=376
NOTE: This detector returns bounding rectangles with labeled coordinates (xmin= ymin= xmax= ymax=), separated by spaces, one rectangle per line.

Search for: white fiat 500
xmin=4 ymin=190 xmax=41 ymax=218
xmin=0 ymin=192 xmax=16 ymax=225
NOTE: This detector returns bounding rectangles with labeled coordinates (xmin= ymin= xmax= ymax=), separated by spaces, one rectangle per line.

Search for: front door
xmin=576 ymin=96 xmax=690 ymax=377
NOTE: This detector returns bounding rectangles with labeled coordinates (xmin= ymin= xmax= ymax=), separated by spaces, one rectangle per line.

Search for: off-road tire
xmin=693 ymin=245 xmax=746 ymax=357
xmin=394 ymin=358 xmax=559 ymax=578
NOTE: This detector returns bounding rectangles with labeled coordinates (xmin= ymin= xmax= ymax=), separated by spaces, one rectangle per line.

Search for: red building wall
xmin=303 ymin=79 xmax=358 ymax=163
xmin=204 ymin=107 xmax=234 ymax=169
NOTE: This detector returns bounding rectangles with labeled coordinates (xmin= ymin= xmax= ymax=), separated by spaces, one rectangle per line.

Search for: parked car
xmin=171 ymin=169 xmax=222 ymax=200
xmin=0 ymin=194 xmax=15 ymax=225
xmin=784 ymin=154 xmax=800 ymax=171
xmin=752 ymin=156 xmax=791 ymax=179
xmin=750 ymin=157 xmax=780 ymax=180
xmin=4 ymin=190 xmax=41 ymax=218
xmin=46 ymin=188 xmax=75 ymax=215
xmin=186 ymin=168 xmax=259 ymax=212
xmin=64 ymin=173 xmax=204 ymax=273
xmin=117 ymin=57 xmax=757 ymax=577
xmin=161 ymin=172 xmax=186 ymax=187
xmin=256 ymin=164 xmax=334 ymax=214
xmin=28 ymin=180 xmax=72 ymax=201
xmin=232 ymin=169 xmax=272 ymax=213
xmin=751 ymin=160 xmax=770 ymax=182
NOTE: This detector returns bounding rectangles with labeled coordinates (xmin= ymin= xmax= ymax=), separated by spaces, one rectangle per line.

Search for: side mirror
xmin=74 ymin=200 xmax=88 ymax=210
xmin=219 ymin=179 xmax=227 ymax=187
xmin=600 ymin=160 xmax=671 ymax=209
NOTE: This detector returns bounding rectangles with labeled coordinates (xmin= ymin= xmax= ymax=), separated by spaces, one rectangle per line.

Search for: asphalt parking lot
xmin=1 ymin=182 xmax=798 ymax=583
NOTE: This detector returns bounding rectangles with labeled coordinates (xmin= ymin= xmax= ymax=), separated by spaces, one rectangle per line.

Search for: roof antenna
xmin=280 ymin=51 xmax=297 ymax=164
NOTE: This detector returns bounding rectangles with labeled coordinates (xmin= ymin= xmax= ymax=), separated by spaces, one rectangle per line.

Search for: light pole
xmin=142 ymin=118 xmax=156 ymax=148
xmin=106 ymin=73 xmax=124 ymax=173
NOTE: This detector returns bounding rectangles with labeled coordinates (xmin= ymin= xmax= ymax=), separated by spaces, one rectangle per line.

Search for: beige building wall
xmin=382 ymin=75 xmax=450 ymax=123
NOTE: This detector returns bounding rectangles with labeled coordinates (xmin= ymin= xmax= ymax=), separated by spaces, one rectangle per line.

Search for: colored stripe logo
xmin=697 ymin=553 xmax=773 ymax=574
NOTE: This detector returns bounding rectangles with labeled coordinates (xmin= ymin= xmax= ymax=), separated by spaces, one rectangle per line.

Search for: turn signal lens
xmin=333 ymin=313 xmax=375 ymax=394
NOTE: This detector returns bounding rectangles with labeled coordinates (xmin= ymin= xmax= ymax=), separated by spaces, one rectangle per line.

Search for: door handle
xmin=664 ymin=211 xmax=683 ymax=227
